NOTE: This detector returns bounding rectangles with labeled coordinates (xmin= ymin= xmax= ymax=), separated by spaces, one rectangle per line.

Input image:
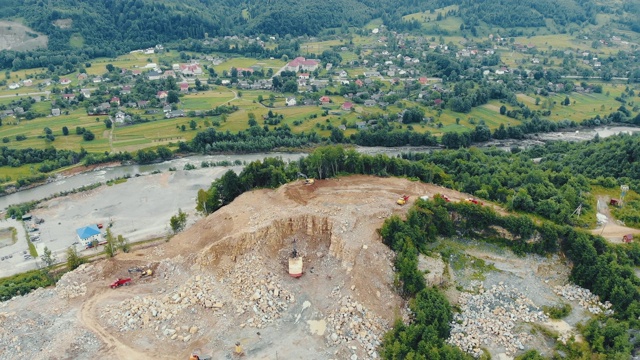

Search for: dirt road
xmin=591 ymin=196 xmax=640 ymax=243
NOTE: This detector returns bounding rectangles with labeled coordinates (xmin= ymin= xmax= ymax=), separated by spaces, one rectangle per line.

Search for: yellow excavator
xmin=298 ymin=172 xmax=315 ymax=185
xmin=128 ymin=267 xmax=153 ymax=278
xmin=397 ymin=195 xmax=409 ymax=205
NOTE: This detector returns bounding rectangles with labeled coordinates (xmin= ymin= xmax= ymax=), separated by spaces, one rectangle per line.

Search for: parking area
xmin=0 ymin=166 xmax=237 ymax=278
xmin=0 ymin=218 xmax=39 ymax=277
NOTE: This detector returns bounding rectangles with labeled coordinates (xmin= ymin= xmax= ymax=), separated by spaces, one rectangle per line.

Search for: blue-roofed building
xmin=76 ymin=225 xmax=102 ymax=247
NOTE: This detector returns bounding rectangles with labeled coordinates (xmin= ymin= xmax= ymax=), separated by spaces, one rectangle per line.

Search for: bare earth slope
xmin=1 ymin=176 xmax=467 ymax=360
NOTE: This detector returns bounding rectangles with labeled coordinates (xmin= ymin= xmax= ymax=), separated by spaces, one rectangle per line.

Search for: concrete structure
xmin=76 ymin=225 xmax=102 ymax=247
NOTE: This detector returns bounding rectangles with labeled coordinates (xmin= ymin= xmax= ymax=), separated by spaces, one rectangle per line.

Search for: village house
xmin=76 ymin=225 xmax=102 ymax=247
xmin=92 ymin=76 xmax=103 ymax=83
xmin=157 ymin=91 xmax=168 ymax=100
xmin=110 ymin=97 xmax=120 ymax=106
xmin=356 ymin=121 xmax=367 ymax=129
xmin=319 ymin=96 xmax=331 ymax=105
xmin=81 ymin=89 xmax=91 ymax=98
xmin=61 ymin=93 xmax=75 ymax=101
xmin=285 ymin=97 xmax=297 ymax=106
xmin=285 ymin=57 xmax=319 ymax=72
xmin=51 ymin=108 xmax=61 ymax=116
xmin=179 ymin=82 xmax=190 ymax=93
xmin=341 ymin=102 xmax=354 ymax=111
xmin=180 ymin=63 xmax=203 ymax=76
xmin=338 ymin=70 xmax=348 ymax=78
xmin=114 ymin=111 xmax=126 ymax=124
xmin=77 ymin=73 xmax=88 ymax=81
xmin=364 ymin=99 xmax=376 ymax=107
xmin=236 ymin=68 xmax=254 ymax=77
xmin=298 ymin=73 xmax=310 ymax=80
xmin=121 ymin=85 xmax=131 ymax=95
xmin=163 ymin=70 xmax=176 ymax=79
xmin=137 ymin=100 xmax=149 ymax=108
xmin=8 ymin=83 xmax=19 ymax=90
xmin=22 ymin=79 xmax=33 ymax=87
xmin=165 ymin=109 xmax=185 ymax=119
xmin=60 ymin=78 xmax=71 ymax=85
xmin=147 ymin=71 xmax=163 ymax=81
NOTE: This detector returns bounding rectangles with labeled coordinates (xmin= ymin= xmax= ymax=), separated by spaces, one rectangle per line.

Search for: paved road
xmin=0 ymin=90 xmax=50 ymax=99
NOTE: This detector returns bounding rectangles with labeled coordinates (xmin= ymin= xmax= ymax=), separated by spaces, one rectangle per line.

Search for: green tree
xmin=104 ymin=119 xmax=112 ymax=129
xmin=156 ymin=146 xmax=172 ymax=160
xmin=83 ymin=130 xmax=95 ymax=141
xmin=167 ymin=91 xmax=180 ymax=104
xmin=62 ymin=126 xmax=69 ymax=136
xmin=66 ymin=246 xmax=86 ymax=271
xmin=170 ymin=208 xmax=188 ymax=234
xmin=104 ymin=228 xmax=116 ymax=258
xmin=563 ymin=96 xmax=570 ymax=106
xmin=196 ymin=188 xmax=220 ymax=215
xmin=40 ymin=246 xmax=57 ymax=271
xmin=106 ymin=64 xmax=115 ymax=72
xmin=189 ymin=119 xmax=197 ymax=130
xmin=116 ymin=235 xmax=130 ymax=253
xmin=499 ymin=105 xmax=507 ymax=115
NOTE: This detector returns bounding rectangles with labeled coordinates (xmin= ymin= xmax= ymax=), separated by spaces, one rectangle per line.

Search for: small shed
xmin=623 ymin=234 xmax=633 ymax=243
xmin=609 ymin=199 xmax=620 ymax=206
xmin=22 ymin=214 xmax=32 ymax=221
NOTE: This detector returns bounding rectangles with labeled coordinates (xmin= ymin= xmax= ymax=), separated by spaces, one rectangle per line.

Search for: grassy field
xmin=180 ymin=89 xmax=236 ymax=109
xmin=211 ymin=57 xmax=285 ymax=74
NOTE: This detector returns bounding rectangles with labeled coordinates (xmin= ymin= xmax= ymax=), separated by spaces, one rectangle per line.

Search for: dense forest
xmin=454 ymin=0 xmax=597 ymax=28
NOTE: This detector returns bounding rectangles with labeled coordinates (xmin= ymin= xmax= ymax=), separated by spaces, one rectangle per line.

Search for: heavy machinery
xmin=465 ymin=198 xmax=484 ymax=206
xmin=128 ymin=267 xmax=153 ymax=278
xmin=110 ymin=278 xmax=131 ymax=289
xmin=434 ymin=194 xmax=451 ymax=202
xmin=297 ymin=172 xmax=315 ymax=185
xmin=288 ymin=239 xmax=303 ymax=278
xmin=397 ymin=195 xmax=409 ymax=205
xmin=189 ymin=348 xmax=212 ymax=360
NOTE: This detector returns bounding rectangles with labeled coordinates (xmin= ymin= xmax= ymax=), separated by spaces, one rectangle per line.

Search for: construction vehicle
xmin=189 ymin=348 xmax=211 ymax=360
xmin=435 ymin=194 xmax=451 ymax=202
xmin=110 ymin=278 xmax=132 ymax=289
xmin=465 ymin=198 xmax=484 ymax=206
xmin=288 ymin=239 xmax=303 ymax=278
xmin=623 ymin=234 xmax=634 ymax=243
xmin=297 ymin=172 xmax=315 ymax=185
xmin=610 ymin=199 xmax=620 ymax=206
xmin=397 ymin=195 xmax=410 ymax=205
xmin=128 ymin=267 xmax=153 ymax=278
xmin=234 ymin=342 xmax=244 ymax=357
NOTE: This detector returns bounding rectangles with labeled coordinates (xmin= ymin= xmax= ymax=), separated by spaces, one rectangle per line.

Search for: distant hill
xmin=1 ymin=0 xmax=638 ymax=57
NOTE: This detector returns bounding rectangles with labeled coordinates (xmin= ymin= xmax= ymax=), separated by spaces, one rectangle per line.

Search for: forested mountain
xmin=454 ymin=0 xmax=597 ymax=28
xmin=0 ymin=0 xmax=637 ymax=68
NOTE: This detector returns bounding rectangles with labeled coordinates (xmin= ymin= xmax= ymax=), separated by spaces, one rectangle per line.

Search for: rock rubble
xmin=448 ymin=282 xmax=548 ymax=357
xmin=553 ymin=284 xmax=613 ymax=315
xmin=56 ymin=263 xmax=92 ymax=299
xmin=102 ymin=274 xmax=224 ymax=335
xmin=325 ymin=294 xmax=389 ymax=360
xmin=232 ymin=255 xmax=295 ymax=329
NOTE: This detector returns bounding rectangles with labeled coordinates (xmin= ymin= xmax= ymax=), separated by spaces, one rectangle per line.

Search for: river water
xmin=0 ymin=125 xmax=637 ymax=210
